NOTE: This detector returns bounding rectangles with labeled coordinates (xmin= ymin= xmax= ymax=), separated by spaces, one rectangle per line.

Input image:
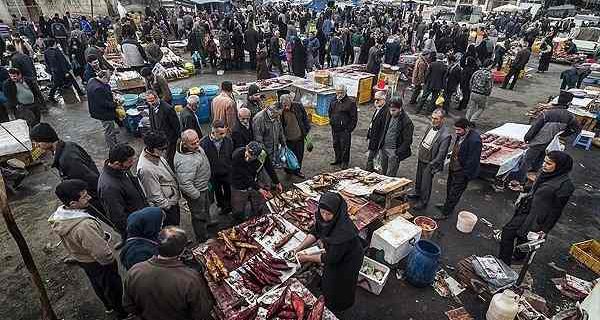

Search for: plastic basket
xmin=569 ymin=239 xmax=600 ymax=275
xmin=492 ymin=71 xmax=506 ymax=84
xmin=311 ymin=113 xmax=329 ymax=126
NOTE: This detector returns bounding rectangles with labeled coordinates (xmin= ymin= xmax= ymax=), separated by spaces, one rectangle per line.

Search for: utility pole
xmin=91 ymin=0 xmax=94 ymax=18
xmin=0 ymin=176 xmax=58 ymax=320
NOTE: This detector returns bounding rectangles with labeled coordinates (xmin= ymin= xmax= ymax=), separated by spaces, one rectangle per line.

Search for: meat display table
xmin=480 ymin=123 xmax=531 ymax=177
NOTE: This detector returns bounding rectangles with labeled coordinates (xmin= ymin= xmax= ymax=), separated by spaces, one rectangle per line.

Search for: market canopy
xmin=493 ymin=4 xmax=521 ymax=12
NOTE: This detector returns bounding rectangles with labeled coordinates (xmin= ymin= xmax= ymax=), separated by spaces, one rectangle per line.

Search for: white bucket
xmin=456 ymin=211 xmax=478 ymax=233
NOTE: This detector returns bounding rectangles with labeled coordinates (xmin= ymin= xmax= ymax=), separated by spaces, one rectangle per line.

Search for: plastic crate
xmin=570 ymin=239 xmax=600 ymax=275
xmin=316 ymin=93 xmax=335 ymax=116
xmin=357 ymin=256 xmax=391 ymax=295
xmin=311 ymin=113 xmax=329 ymax=126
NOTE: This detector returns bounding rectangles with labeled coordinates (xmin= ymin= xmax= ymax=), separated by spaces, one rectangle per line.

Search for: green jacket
xmin=351 ymin=33 xmax=364 ymax=47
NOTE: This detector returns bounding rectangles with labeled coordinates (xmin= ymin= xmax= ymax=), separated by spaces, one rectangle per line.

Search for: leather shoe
xmin=330 ymin=161 xmax=341 ymax=166
xmin=341 ymin=163 xmax=349 ymax=169
xmin=294 ymin=171 xmax=306 ymax=179
xmin=434 ymin=203 xmax=446 ymax=211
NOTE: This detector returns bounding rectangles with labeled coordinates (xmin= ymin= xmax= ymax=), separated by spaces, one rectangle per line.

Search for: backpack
xmin=52 ymin=22 xmax=67 ymax=38
xmin=471 ymin=69 xmax=492 ymax=96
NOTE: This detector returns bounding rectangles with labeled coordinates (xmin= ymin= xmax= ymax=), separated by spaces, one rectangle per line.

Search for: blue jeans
xmin=331 ymin=55 xmax=341 ymax=67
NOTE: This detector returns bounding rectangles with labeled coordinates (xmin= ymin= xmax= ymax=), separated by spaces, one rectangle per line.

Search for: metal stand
xmin=515 ymin=238 xmax=546 ymax=287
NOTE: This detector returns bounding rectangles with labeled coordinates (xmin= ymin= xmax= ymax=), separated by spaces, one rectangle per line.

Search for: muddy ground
xmin=0 ymin=59 xmax=599 ymax=320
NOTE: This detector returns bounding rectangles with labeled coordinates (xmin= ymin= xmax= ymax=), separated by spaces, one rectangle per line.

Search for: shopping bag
xmin=305 ymin=134 xmax=314 ymax=152
xmin=373 ymin=151 xmax=382 ymax=172
xmin=435 ymin=93 xmax=445 ymax=106
xmin=283 ymin=147 xmax=300 ymax=171
xmin=452 ymin=87 xmax=463 ymax=103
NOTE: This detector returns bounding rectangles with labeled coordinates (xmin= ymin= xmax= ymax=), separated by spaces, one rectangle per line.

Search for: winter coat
xmin=424 ymin=61 xmax=448 ymax=90
xmin=371 ymin=109 xmax=414 ymax=161
xmin=3 ymin=77 xmax=44 ymax=109
xmin=245 ymin=28 xmax=259 ymax=52
xmin=329 ymin=95 xmax=358 ymax=133
xmin=199 ymin=136 xmax=233 ymax=179
xmin=412 ymin=54 xmax=429 ymax=85
xmin=44 ymin=46 xmax=71 ymax=80
xmin=145 ymin=75 xmax=171 ymax=103
xmin=86 ymin=78 xmax=116 ymax=121
xmin=231 ymin=147 xmax=279 ymax=190
xmin=452 ymin=130 xmax=482 ymax=180
xmin=232 ymin=119 xmax=254 ymax=149
xmin=253 ymin=109 xmax=286 ymax=157
xmin=470 ymin=68 xmax=493 ymax=96
xmin=52 ymin=141 xmax=100 ymax=197
xmin=256 ymin=50 xmax=271 ymax=80
xmin=97 ymin=164 xmax=147 ymax=233
xmin=446 ymin=63 xmax=462 ymax=92
xmin=148 ymin=100 xmax=181 ymax=144
xmin=123 ymin=257 xmax=214 ymax=320
xmin=512 ymin=47 xmax=531 ymax=70
xmin=281 ymin=102 xmax=310 ymax=139
xmin=179 ymin=107 xmax=203 ymax=138
xmin=524 ymin=106 xmax=581 ymax=146
xmin=418 ymin=124 xmax=451 ymax=171
xmin=119 ymin=207 xmax=161 ymax=270
xmin=48 ymin=207 xmax=113 ymax=265
xmin=136 ymin=150 xmax=180 ymax=210
xmin=174 ymin=142 xmax=212 ymax=200
xmin=367 ymin=106 xmax=389 ymax=150
xmin=211 ymin=92 xmax=237 ymax=131
xmin=366 ymin=46 xmax=382 ymax=75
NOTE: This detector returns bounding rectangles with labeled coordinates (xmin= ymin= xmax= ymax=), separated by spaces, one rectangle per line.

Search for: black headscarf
xmin=314 ymin=192 xmax=359 ymax=245
xmin=531 ymin=150 xmax=573 ymax=194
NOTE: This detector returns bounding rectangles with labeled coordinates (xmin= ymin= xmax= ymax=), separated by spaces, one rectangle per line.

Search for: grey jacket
xmin=136 ymin=150 xmax=180 ymax=209
xmin=174 ymin=142 xmax=211 ymax=200
xmin=524 ymin=106 xmax=581 ymax=146
xmin=418 ymin=124 xmax=452 ymax=170
xmin=253 ymin=109 xmax=286 ymax=158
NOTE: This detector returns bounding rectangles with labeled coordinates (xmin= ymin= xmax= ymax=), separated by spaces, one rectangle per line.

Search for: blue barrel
xmin=198 ymin=85 xmax=220 ymax=123
xmin=170 ymin=87 xmax=187 ymax=106
xmin=406 ymin=240 xmax=441 ymax=287
xmin=122 ymin=94 xmax=139 ymax=109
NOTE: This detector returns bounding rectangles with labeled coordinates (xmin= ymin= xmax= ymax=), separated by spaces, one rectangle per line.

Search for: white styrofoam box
xmin=370 ymin=216 xmax=422 ymax=265
xmin=357 ymin=256 xmax=391 ymax=295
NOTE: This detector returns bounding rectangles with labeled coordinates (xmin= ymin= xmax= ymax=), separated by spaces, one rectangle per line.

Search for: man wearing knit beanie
xmin=30 ymin=123 xmax=111 ymax=226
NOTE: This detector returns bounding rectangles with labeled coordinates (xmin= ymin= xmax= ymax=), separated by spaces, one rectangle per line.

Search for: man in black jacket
xmin=368 ymin=97 xmax=414 ymax=177
xmin=366 ymin=91 xmax=389 ymax=172
xmin=200 ymin=120 xmax=233 ymax=216
xmin=87 ymin=70 xmax=119 ymax=149
xmin=7 ymin=45 xmax=36 ymax=79
xmin=443 ymin=53 xmax=461 ymax=112
xmin=145 ymin=90 xmax=181 ymax=169
xmin=433 ymin=118 xmax=482 ymax=220
xmin=329 ymin=85 xmax=358 ymax=169
xmin=3 ymin=68 xmax=44 ymax=127
xmin=179 ymin=94 xmax=203 ymax=138
xmin=30 ymin=123 xmax=111 ymax=225
xmin=45 ymin=38 xmax=85 ymax=102
xmin=97 ymin=144 xmax=147 ymax=248
xmin=417 ymin=52 xmax=448 ymax=114
xmin=232 ymin=107 xmax=254 ymax=149
xmin=501 ymin=42 xmax=531 ymax=90
xmin=245 ymin=24 xmax=260 ymax=70
xmin=231 ymin=141 xmax=283 ymax=222
xmin=280 ymin=94 xmax=310 ymax=178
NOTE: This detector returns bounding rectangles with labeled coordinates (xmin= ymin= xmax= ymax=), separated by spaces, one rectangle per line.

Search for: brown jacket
xmin=145 ymin=75 xmax=172 ymax=103
xmin=124 ymin=257 xmax=214 ymax=320
xmin=48 ymin=206 xmax=114 ymax=265
xmin=211 ymin=92 xmax=237 ymax=132
xmin=412 ymin=54 xmax=429 ymax=86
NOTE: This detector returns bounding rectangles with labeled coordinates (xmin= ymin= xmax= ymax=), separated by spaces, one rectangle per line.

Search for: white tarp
xmin=493 ymin=4 xmax=520 ymax=12
xmin=0 ymin=119 xmax=31 ymax=157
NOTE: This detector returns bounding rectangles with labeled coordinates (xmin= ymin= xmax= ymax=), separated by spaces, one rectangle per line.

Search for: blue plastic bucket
xmin=122 ymin=94 xmax=139 ymax=108
xmin=405 ymin=240 xmax=441 ymax=287
xmin=197 ymin=85 xmax=220 ymax=123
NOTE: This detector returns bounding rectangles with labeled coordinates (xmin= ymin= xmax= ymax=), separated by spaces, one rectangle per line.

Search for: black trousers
xmin=286 ymin=139 xmax=305 ymax=172
xmin=0 ymin=104 xmax=9 ymax=123
xmin=517 ymin=144 xmax=547 ymax=183
xmin=163 ymin=204 xmax=181 ymax=227
xmin=79 ymin=261 xmax=126 ymax=316
xmin=442 ymin=85 xmax=457 ymax=112
xmin=417 ymin=87 xmax=441 ymax=113
xmin=499 ymin=214 xmax=528 ymax=265
xmin=166 ymin=141 xmax=177 ymax=170
xmin=212 ymin=175 xmax=232 ymax=211
xmin=493 ymin=55 xmax=504 ymax=71
xmin=502 ymin=67 xmax=521 ymax=89
xmin=442 ymin=170 xmax=469 ymax=215
xmin=332 ymin=129 xmax=351 ymax=165
xmin=409 ymin=84 xmax=422 ymax=104
xmin=415 ymin=161 xmax=435 ymax=206
xmin=458 ymin=84 xmax=471 ymax=110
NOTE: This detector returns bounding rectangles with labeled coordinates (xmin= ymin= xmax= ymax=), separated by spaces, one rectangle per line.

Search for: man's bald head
xmin=181 ymin=129 xmax=200 ymax=151
xmin=238 ymin=107 xmax=251 ymax=118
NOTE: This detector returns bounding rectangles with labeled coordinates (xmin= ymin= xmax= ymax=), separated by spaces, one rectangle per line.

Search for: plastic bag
xmin=435 ymin=93 xmax=445 ymax=106
xmin=452 ymin=86 xmax=463 ymax=103
xmin=373 ymin=151 xmax=382 ymax=172
xmin=546 ymin=132 xmax=565 ymax=152
xmin=282 ymin=147 xmax=300 ymax=170
xmin=305 ymin=134 xmax=314 ymax=152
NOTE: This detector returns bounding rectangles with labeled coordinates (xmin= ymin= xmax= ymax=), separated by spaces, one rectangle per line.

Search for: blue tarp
xmin=306 ymin=0 xmax=328 ymax=11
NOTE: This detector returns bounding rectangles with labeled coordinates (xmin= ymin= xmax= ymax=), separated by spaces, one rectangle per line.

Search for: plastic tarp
xmin=0 ymin=119 xmax=31 ymax=157
xmin=306 ymin=0 xmax=328 ymax=11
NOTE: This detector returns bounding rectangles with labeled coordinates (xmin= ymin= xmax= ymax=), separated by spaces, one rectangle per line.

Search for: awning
xmin=493 ymin=4 xmax=521 ymax=12
xmin=189 ymin=0 xmax=226 ymax=4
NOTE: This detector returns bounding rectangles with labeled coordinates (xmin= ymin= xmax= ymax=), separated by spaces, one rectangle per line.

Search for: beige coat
xmin=211 ymin=92 xmax=237 ymax=131
xmin=412 ymin=54 xmax=429 ymax=86
xmin=136 ymin=150 xmax=180 ymax=209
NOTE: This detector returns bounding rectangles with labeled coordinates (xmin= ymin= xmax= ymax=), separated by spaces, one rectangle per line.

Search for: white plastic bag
xmin=546 ymin=132 xmax=565 ymax=152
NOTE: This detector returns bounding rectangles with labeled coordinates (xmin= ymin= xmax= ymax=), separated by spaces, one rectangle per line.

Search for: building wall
xmin=1 ymin=0 xmax=112 ymax=21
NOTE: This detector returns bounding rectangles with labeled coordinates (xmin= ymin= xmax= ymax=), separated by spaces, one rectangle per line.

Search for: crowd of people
xmin=0 ymin=2 xmax=590 ymax=319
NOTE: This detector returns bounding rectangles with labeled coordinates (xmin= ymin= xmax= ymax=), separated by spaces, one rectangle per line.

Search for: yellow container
xmin=311 ymin=113 xmax=330 ymax=126
xmin=570 ymin=239 xmax=600 ymax=275
xmin=358 ymin=77 xmax=374 ymax=104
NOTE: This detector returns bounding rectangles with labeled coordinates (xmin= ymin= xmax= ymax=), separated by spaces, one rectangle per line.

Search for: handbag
xmin=305 ymin=134 xmax=314 ymax=152
xmin=282 ymin=147 xmax=300 ymax=171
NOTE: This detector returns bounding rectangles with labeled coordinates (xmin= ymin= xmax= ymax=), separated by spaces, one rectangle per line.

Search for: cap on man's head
xmin=246 ymin=141 xmax=263 ymax=157
xmin=30 ymin=123 xmax=59 ymax=143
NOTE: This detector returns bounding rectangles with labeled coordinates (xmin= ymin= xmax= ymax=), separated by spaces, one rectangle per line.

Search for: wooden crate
xmin=570 ymin=239 xmax=600 ymax=275
xmin=358 ymin=76 xmax=374 ymax=104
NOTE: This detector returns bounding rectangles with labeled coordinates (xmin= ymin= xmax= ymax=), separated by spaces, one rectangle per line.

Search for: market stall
xmin=233 ymin=75 xmax=302 ymax=106
xmin=191 ymin=167 xmax=413 ymax=319
xmin=288 ymin=79 xmax=336 ymax=126
xmin=478 ymin=123 xmax=531 ymax=179
xmin=109 ymin=70 xmax=146 ymax=92
xmin=308 ymin=65 xmax=375 ymax=104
